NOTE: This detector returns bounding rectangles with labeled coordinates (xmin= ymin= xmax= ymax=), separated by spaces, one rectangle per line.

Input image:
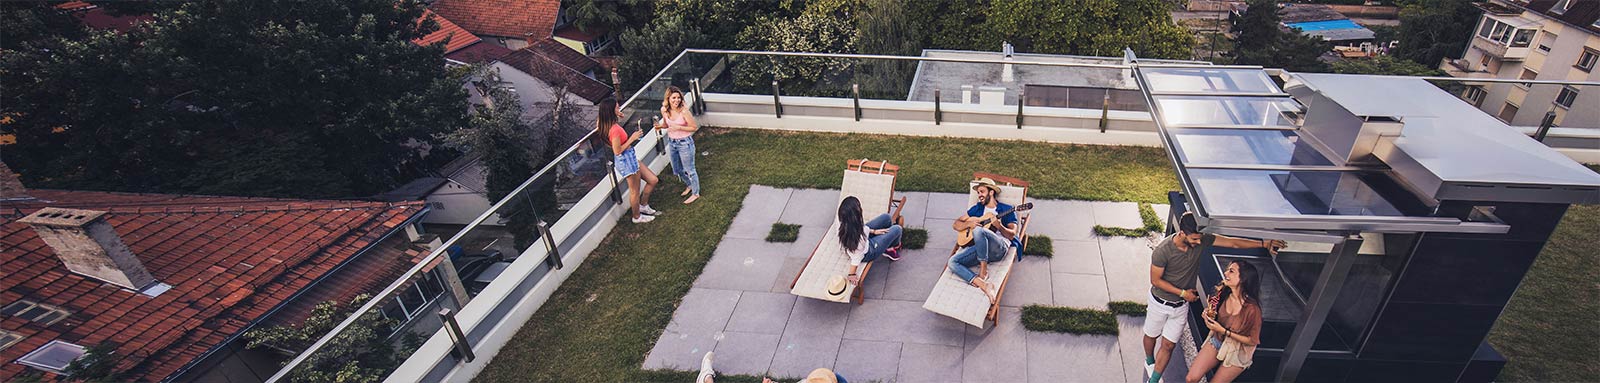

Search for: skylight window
xmin=16 ymin=340 xmax=85 ymax=373
xmin=0 ymin=330 xmax=23 ymax=351
xmin=1552 ymin=0 xmax=1571 ymax=14
xmin=0 ymin=300 xmax=72 ymax=326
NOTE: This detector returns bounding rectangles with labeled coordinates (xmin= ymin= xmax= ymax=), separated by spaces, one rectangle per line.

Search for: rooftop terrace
xmin=261 ymin=50 xmax=1600 ymax=383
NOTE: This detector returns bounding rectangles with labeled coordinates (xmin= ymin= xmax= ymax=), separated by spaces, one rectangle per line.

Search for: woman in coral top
xmin=601 ymin=99 xmax=660 ymax=223
xmin=1186 ymin=260 xmax=1263 ymax=383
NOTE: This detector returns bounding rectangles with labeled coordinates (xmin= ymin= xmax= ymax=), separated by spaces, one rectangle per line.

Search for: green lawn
xmin=1489 ymin=202 xmax=1600 ymax=382
xmin=472 ymin=128 xmax=1177 ymax=382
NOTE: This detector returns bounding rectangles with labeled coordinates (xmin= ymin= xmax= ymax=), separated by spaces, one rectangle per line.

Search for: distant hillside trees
xmin=0 ymin=0 xmax=468 ymax=198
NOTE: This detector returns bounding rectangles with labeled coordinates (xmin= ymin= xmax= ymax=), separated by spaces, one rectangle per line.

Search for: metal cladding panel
xmin=1294 ymin=73 xmax=1600 ymax=204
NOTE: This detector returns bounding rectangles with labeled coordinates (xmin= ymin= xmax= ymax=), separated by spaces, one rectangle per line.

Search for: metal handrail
xmin=265 ymin=49 xmax=694 ymax=383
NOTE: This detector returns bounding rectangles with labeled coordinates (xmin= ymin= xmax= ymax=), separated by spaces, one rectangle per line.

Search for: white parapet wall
xmin=696 ymin=93 xmax=1165 ymax=147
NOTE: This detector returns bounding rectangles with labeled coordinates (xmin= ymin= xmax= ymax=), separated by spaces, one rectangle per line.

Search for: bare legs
xmin=626 ymin=167 xmax=658 ymax=219
xmin=1143 ymin=336 xmax=1176 ymax=382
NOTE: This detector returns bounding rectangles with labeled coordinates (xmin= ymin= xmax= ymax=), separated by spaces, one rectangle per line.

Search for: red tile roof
xmin=447 ymin=40 xmax=515 ymax=64
xmin=1524 ymin=0 xmax=1600 ymax=35
xmin=0 ymin=190 xmax=426 ymax=381
xmin=428 ymin=0 xmax=560 ymax=40
xmin=499 ymin=47 xmax=614 ymax=103
xmin=55 ymin=2 xmax=152 ymax=32
xmin=414 ymin=9 xmax=483 ymax=54
xmin=529 ymin=37 xmax=600 ymax=74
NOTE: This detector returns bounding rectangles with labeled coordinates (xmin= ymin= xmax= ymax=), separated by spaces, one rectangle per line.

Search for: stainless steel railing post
xmin=934 ymin=88 xmax=942 ymax=125
xmin=853 ymin=84 xmax=862 ymax=122
xmin=438 ymin=309 xmax=475 ymax=362
xmin=773 ymin=81 xmax=783 ymax=118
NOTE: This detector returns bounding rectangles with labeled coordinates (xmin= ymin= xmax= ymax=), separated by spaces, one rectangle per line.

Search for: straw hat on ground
xmin=804 ymin=368 xmax=839 ymax=383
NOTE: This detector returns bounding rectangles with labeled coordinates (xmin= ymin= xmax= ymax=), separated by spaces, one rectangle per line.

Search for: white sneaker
xmin=1144 ymin=360 xmax=1155 ymax=380
xmin=640 ymin=205 xmax=661 ymax=215
xmin=696 ymin=351 xmax=715 ymax=383
xmin=631 ymin=214 xmax=656 ymax=223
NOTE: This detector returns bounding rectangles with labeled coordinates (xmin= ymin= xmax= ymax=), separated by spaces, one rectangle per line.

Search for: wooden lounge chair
xmin=789 ymin=159 xmax=907 ymax=304
xmin=923 ymin=172 xmax=1032 ymax=328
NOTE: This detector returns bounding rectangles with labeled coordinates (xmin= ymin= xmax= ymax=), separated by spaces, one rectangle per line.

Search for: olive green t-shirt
xmin=1150 ymin=233 xmax=1215 ymax=302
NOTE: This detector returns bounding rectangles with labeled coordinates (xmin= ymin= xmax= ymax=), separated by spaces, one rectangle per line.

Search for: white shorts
xmin=1142 ymin=294 xmax=1189 ymax=343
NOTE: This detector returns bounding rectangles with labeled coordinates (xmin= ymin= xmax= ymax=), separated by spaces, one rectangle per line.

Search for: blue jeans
xmin=861 ymin=213 xmax=902 ymax=264
xmin=949 ymin=227 xmax=1007 ymax=283
xmin=667 ymin=136 xmax=700 ymax=195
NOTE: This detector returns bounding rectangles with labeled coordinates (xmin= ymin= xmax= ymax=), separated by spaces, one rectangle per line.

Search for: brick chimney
xmin=19 ymin=208 xmax=158 ymax=291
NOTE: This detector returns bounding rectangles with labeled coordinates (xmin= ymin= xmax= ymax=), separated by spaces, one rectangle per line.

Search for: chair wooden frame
xmin=788 ymin=159 xmax=907 ymax=304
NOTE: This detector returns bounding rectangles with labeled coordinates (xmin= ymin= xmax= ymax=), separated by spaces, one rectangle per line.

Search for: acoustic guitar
xmin=952 ymin=202 xmax=1033 ymax=247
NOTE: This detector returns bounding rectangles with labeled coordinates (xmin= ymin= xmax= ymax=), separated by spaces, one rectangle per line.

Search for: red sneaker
xmin=884 ymin=248 xmax=901 ymax=261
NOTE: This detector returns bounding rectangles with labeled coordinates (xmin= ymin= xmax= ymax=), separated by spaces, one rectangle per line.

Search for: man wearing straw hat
xmin=948 ymin=177 xmax=1020 ymax=299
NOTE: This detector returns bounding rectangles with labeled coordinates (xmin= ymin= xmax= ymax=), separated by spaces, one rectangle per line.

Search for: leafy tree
xmin=855 ymin=0 xmax=931 ymax=99
xmin=1231 ymin=0 xmax=1332 ymax=72
xmin=62 ymin=343 xmax=122 ymax=382
xmin=1332 ymin=55 xmax=1464 ymax=94
xmin=245 ymin=294 xmax=420 ymax=383
xmin=955 ymin=0 xmax=1194 ymax=59
xmin=653 ymin=0 xmax=802 ymax=49
xmin=563 ymin=0 xmax=652 ymax=33
xmin=1 ymin=0 xmax=468 ymax=198
xmin=1393 ymin=0 xmax=1481 ymax=67
xmin=733 ymin=0 xmax=860 ymax=96
xmin=618 ymin=14 xmax=709 ymax=95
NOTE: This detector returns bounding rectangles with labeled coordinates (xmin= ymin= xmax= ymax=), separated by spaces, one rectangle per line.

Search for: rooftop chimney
xmin=19 ymin=208 xmax=159 ymax=291
xmin=0 ymin=161 xmax=31 ymax=201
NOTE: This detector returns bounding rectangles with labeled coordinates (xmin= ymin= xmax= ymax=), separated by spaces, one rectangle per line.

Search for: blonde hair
xmin=661 ymin=86 xmax=686 ymax=115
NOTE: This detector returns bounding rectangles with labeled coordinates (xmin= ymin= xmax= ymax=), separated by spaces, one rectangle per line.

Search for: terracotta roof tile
xmin=529 ymin=37 xmax=600 ymax=74
xmin=413 ymin=9 xmax=482 ymax=54
xmin=0 ymin=190 xmax=425 ymax=381
xmin=499 ymin=47 xmax=614 ymax=103
xmin=428 ymin=0 xmax=560 ymax=39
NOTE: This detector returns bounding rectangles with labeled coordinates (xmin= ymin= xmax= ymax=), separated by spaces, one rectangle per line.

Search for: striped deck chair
xmin=789 ymin=159 xmax=907 ymax=304
xmin=923 ymin=173 xmax=1032 ymax=328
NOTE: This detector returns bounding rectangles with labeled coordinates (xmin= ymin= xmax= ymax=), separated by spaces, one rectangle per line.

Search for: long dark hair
xmin=837 ymin=196 xmax=865 ymax=251
xmin=597 ymin=98 xmax=619 ymax=142
xmin=1218 ymin=260 xmax=1261 ymax=306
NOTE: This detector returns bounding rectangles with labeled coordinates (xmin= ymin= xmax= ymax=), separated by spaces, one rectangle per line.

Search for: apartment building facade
xmin=1440 ymin=0 xmax=1599 ymax=128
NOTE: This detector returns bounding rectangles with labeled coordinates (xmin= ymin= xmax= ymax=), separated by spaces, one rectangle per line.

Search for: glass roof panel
xmin=1154 ymin=96 xmax=1304 ymax=127
xmin=1141 ymin=68 xmax=1282 ymax=94
xmin=1171 ymin=129 xmax=1334 ymax=166
xmin=1188 ymin=169 xmax=1405 ymax=217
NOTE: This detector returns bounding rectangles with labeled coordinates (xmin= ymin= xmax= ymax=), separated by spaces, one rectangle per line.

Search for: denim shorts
xmin=614 ymin=147 xmax=640 ymax=178
xmin=1209 ymin=335 xmax=1223 ymax=349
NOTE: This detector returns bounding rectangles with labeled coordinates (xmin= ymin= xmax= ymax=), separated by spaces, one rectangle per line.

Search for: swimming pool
xmin=1285 ymin=19 xmax=1367 ymax=32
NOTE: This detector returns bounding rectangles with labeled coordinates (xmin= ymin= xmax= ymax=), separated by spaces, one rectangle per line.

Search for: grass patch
xmin=1108 ymin=301 xmax=1146 ymax=317
xmin=901 ymin=227 xmax=928 ymax=250
xmin=1488 ymin=202 xmax=1600 ymax=382
xmin=1091 ymin=203 xmax=1165 ymax=238
xmin=1022 ymin=235 xmax=1052 ymax=257
xmin=474 ymin=128 xmax=1180 ymax=382
xmin=766 ymin=223 xmax=800 ymax=242
xmin=1020 ymin=304 xmax=1118 ymax=335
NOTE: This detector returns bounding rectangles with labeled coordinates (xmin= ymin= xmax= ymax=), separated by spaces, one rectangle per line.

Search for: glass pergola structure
xmin=1127 ymin=53 xmax=1600 ymax=383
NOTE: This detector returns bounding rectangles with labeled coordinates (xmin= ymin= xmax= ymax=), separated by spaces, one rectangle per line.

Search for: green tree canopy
xmin=1231 ymin=0 xmax=1332 ymax=72
xmin=245 ymin=295 xmax=419 ymax=383
xmin=946 ymin=0 xmax=1193 ymax=59
xmin=1 ymin=0 xmax=468 ymax=198
xmin=1393 ymin=0 xmax=1481 ymax=68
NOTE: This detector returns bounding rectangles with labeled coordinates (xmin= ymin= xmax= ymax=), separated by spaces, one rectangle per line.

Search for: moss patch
xmin=902 ymin=227 xmax=928 ymax=250
xmin=1092 ymin=203 xmax=1165 ymax=238
xmin=1109 ymin=301 xmax=1146 ymax=317
xmin=766 ymin=223 xmax=801 ymax=243
xmin=1022 ymin=235 xmax=1053 ymax=257
xmin=1020 ymin=304 xmax=1118 ymax=335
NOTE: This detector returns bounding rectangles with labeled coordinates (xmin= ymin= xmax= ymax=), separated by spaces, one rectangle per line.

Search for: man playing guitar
xmin=948 ymin=178 xmax=1021 ymax=299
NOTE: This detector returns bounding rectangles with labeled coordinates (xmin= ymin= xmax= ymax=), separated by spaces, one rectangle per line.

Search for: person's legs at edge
xmin=639 ymin=166 xmax=659 ymax=213
xmin=1149 ymin=300 xmax=1186 ymax=383
xmin=1142 ymin=294 xmax=1178 ymax=381
xmin=682 ymin=137 xmax=701 ymax=200
xmin=1209 ymin=365 xmax=1246 ymax=383
xmin=1185 ymin=339 xmax=1222 ymax=383
xmin=626 ymin=173 xmax=643 ymax=219
xmin=865 ymin=225 xmax=902 ymax=261
xmin=667 ymin=139 xmax=689 ymax=187
xmin=866 ymin=213 xmax=893 ymax=230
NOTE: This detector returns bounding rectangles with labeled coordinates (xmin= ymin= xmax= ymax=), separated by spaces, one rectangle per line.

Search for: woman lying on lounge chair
xmin=838 ymin=196 xmax=903 ymax=286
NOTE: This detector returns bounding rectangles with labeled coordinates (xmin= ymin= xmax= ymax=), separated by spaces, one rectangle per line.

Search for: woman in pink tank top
xmin=656 ymin=86 xmax=702 ymax=204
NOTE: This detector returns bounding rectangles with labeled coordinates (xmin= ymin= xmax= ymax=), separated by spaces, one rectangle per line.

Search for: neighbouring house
xmin=0 ymin=163 xmax=468 ymax=382
xmin=53 ymin=1 xmax=153 ymax=32
xmin=1237 ymin=3 xmax=1377 ymax=45
xmin=427 ymin=0 xmax=559 ymax=51
xmin=1439 ymin=0 xmax=1599 ymax=129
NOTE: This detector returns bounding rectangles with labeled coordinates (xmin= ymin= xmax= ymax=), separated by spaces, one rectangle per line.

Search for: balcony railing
xmin=257 ymin=49 xmax=1600 ymax=383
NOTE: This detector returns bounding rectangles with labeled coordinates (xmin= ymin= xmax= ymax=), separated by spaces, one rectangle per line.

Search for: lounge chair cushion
xmin=922 ymin=245 xmax=1017 ymax=328
xmin=791 ymin=220 xmax=854 ymax=303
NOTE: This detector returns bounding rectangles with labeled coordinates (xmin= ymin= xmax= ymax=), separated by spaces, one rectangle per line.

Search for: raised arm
xmin=1212 ymin=234 xmax=1286 ymax=253
xmin=1151 ymin=264 xmax=1197 ymax=301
